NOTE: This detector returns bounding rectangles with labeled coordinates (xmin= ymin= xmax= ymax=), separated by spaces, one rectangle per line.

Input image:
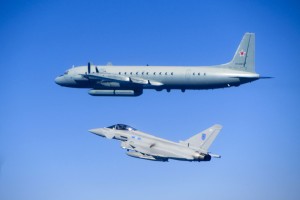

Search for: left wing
xmin=83 ymin=73 xmax=130 ymax=82
xmin=121 ymin=138 xmax=161 ymax=157
xmin=121 ymin=139 xmax=168 ymax=161
xmin=83 ymin=72 xmax=163 ymax=86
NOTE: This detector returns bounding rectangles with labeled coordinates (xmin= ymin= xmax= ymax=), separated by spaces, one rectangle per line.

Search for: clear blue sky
xmin=1 ymin=0 xmax=300 ymax=199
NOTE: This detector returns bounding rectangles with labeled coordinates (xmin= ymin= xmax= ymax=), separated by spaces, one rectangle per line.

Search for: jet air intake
xmin=89 ymin=89 xmax=143 ymax=96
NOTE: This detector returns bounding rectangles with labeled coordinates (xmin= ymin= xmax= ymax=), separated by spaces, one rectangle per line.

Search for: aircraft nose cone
xmin=89 ymin=129 xmax=99 ymax=134
xmin=54 ymin=76 xmax=64 ymax=85
xmin=89 ymin=128 xmax=106 ymax=137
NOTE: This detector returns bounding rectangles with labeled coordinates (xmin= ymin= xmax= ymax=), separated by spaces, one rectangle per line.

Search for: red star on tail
xmin=239 ymin=50 xmax=246 ymax=57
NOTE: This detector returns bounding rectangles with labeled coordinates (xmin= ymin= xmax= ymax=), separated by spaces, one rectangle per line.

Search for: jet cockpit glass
xmin=107 ymin=124 xmax=136 ymax=131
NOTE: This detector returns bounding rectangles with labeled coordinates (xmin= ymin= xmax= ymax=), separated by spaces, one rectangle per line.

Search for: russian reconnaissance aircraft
xmin=55 ymin=33 xmax=268 ymax=96
xmin=89 ymin=124 xmax=222 ymax=162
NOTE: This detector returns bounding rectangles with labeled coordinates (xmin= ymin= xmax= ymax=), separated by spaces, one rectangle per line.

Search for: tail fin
xmin=184 ymin=124 xmax=222 ymax=151
xmin=224 ymin=33 xmax=255 ymax=72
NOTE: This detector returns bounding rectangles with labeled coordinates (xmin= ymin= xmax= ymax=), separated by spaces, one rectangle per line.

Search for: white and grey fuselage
xmin=54 ymin=33 xmax=266 ymax=96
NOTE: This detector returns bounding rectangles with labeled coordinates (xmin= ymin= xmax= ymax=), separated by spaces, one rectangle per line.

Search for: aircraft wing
xmin=83 ymin=72 xmax=163 ymax=86
xmin=83 ymin=73 xmax=130 ymax=82
xmin=121 ymin=138 xmax=163 ymax=157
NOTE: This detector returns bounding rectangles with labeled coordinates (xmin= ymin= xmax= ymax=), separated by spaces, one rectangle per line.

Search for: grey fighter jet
xmin=55 ymin=33 xmax=269 ymax=96
xmin=89 ymin=124 xmax=222 ymax=162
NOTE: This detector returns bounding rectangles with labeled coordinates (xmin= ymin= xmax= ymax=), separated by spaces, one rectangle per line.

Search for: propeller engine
xmin=88 ymin=62 xmax=99 ymax=74
xmin=88 ymin=62 xmax=91 ymax=74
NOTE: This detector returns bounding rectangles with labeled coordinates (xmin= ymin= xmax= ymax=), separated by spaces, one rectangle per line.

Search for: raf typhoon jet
xmin=89 ymin=124 xmax=222 ymax=162
xmin=55 ymin=33 xmax=267 ymax=96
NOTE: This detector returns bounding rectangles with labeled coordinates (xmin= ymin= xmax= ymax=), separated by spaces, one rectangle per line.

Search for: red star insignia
xmin=239 ymin=50 xmax=246 ymax=57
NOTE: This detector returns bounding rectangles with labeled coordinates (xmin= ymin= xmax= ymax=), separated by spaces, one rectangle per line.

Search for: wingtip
xmin=212 ymin=124 xmax=223 ymax=129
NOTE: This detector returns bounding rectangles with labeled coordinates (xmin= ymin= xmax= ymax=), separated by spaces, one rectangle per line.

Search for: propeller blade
xmin=88 ymin=62 xmax=91 ymax=74
xmin=96 ymin=66 xmax=99 ymax=73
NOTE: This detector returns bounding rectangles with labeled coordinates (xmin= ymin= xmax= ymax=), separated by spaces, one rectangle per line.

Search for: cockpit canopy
xmin=107 ymin=124 xmax=136 ymax=131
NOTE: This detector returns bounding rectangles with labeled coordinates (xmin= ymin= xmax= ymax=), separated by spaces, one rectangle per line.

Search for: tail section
xmin=184 ymin=124 xmax=222 ymax=151
xmin=224 ymin=33 xmax=255 ymax=73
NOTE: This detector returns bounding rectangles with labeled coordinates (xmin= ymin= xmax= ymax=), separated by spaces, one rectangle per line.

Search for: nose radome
xmin=89 ymin=128 xmax=107 ymax=137
xmin=89 ymin=129 xmax=99 ymax=134
xmin=89 ymin=128 xmax=104 ymax=135
xmin=55 ymin=76 xmax=62 ymax=85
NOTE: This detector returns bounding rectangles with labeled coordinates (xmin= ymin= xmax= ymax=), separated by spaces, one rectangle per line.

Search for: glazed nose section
xmin=55 ymin=76 xmax=64 ymax=85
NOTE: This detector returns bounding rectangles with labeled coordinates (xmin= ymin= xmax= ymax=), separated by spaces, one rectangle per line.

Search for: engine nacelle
xmin=89 ymin=89 xmax=143 ymax=96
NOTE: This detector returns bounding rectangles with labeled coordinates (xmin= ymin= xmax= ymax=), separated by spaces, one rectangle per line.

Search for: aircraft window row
xmin=118 ymin=72 xmax=174 ymax=76
xmin=192 ymin=72 xmax=206 ymax=76
xmin=118 ymin=72 xmax=206 ymax=76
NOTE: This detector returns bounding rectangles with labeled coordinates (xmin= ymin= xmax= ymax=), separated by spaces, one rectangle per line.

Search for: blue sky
xmin=1 ymin=0 xmax=300 ymax=199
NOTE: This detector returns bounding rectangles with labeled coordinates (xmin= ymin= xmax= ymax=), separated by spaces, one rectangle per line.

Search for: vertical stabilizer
xmin=225 ymin=33 xmax=255 ymax=72
xmin=184 ymin=124 xmax=222 ymax=151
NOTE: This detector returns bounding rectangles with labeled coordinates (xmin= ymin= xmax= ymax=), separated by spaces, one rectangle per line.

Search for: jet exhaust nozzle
xmin=194 ymin=153 xmax=211 ymax=161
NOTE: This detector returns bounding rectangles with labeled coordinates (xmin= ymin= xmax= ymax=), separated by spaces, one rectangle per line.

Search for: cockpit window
xmin=107 ymin=124 xmax=136 ymax=131
xmin=64 ymin=70 xmax=69 ymax=75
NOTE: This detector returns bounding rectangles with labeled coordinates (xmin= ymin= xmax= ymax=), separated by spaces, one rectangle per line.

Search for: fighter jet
xmin=55 ymin=33 xmax=268 ymax=96
xmin=89 ymin=124 xmax=222 ymax=162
